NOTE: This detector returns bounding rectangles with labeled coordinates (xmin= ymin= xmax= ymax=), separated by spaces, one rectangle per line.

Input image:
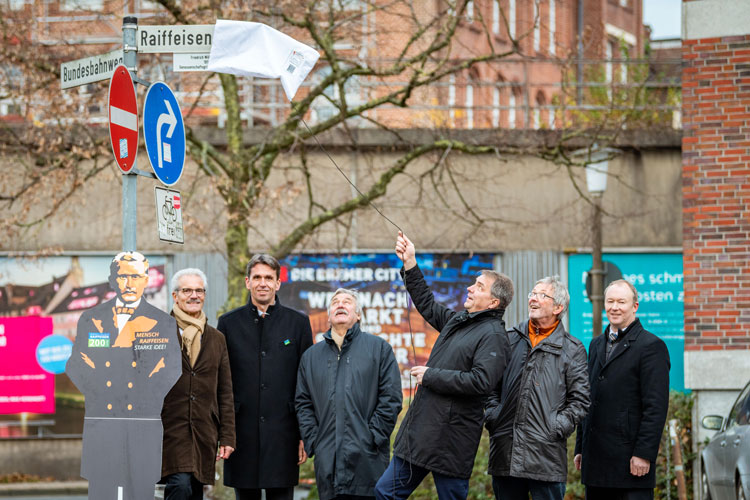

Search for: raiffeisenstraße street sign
xmin=137 ymin=25 xmax=214 ymax=53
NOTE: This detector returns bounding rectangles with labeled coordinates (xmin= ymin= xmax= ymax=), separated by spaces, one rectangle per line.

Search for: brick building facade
xmin=682 ymin=0 xmax=750 ymax=493
xmin=1 ymin=0 xmax=648 ymax=129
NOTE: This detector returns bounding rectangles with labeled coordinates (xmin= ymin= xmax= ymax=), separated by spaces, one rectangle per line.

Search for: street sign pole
xmin=122 ymin=16 xmax=138 ymax=252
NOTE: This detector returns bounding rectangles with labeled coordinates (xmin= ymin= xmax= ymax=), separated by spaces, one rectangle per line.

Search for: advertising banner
xmin=279 ymin=253 xmax=495 ymax=395
xmin=567 ymin=253 xmax=685 ymax=391
xmin=0 ymin=316 xmax=55 ymax=414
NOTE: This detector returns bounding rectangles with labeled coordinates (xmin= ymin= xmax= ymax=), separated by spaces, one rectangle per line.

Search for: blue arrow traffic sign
xmin=143 ymin=82 xmax=185 ymax=186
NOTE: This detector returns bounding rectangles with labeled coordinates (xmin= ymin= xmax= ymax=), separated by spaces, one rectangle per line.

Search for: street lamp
xmin=573 ymin=145 xmax=620 ymax=337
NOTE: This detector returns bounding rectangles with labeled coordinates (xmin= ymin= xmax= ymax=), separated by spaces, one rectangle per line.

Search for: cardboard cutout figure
xmin=66 ymin=252 xmax=181 ymax=500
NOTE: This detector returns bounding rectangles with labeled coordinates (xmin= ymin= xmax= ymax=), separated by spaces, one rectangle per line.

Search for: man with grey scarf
xmin=159 ymin=268 xmax=236 ymax=500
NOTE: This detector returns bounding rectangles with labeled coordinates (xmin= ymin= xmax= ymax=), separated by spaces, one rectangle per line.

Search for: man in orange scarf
xmin=485 ymin=276 xmax=590 ymax=500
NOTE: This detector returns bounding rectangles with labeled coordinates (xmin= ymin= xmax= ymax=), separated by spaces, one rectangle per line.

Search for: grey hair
xmin=171 ymin=268 xmax=208 ymax=293
xmin=246 ymin=254 xmax=281 ymax=279
xmin=329 ymin=288 xmax=363 ymax=317
xmin=605 ymin=279 xmax=638 ymax=304
xmin=535 ymin=275 xmax=570 ymax=318
xmin=480 ymin=270 xmax=514 ymax=309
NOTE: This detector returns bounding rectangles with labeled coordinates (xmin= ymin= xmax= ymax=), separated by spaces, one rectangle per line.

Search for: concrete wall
xmin=0 ymin=437 xmax=81 ymax=480
xmin=2 ymin=132 xmax=682 ymax=258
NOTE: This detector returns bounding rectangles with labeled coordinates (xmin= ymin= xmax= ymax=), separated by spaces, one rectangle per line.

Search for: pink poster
xmin=0 ymin=316 xmax=55 ymax=414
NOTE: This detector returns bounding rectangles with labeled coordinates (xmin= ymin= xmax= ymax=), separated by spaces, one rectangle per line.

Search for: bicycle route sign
xmin=108 ymin=65 xmax=139 ymax=173
xmin=143 ymin=82 xmax=186 ymax=186
xmin=154 ymin=186 xmax=184 ymax=244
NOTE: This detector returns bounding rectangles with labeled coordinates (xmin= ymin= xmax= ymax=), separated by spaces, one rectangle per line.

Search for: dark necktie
xmin=608 ymin=329 xmax=619 ymax=343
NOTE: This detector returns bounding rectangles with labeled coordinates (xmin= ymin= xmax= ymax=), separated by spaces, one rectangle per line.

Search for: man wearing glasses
xmin=484 ymin=276 xmax=590 ymax=500
xmin=218 ymin=254 xmax=313 ymax=500
xmin=160 ymin=268 xmax=236 ymax=500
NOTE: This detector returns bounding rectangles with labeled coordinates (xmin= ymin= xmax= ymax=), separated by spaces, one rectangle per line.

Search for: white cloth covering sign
xmin=207 ymin=20 xmax=320 ymax=101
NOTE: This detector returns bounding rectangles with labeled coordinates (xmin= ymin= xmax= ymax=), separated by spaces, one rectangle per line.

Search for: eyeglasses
xmin=179 ymin=288 xmax=206 ymax=297
xmin=528 ymin=291 xmax=554 ymax=301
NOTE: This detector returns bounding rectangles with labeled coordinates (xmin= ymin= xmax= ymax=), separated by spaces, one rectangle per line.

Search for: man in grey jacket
xmin=296 ymin=288 xmax=402 ymax=500
xmin=485 ymin=276 xmax=590 ymax=500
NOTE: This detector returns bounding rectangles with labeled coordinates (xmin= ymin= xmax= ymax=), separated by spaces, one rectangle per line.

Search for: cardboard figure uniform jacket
xmin=66 ymin=298 xmax=181 ymax=500
xmin=217 ymin=298 xmax=313 ymax=489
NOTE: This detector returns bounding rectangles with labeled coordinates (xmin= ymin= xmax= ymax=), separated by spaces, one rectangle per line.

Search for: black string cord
xmin=299 ymin=118 xmax=403 ymax=233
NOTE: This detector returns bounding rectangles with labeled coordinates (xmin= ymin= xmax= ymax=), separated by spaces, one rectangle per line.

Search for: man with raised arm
xmin=375 ymin=232 xmax=513 ymax=500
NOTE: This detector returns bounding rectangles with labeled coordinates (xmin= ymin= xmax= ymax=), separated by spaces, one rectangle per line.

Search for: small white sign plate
xmin=173 ymin=53 xmax=210 ymax=72
xmin=155 ymin=186 xmax=185 ymax=244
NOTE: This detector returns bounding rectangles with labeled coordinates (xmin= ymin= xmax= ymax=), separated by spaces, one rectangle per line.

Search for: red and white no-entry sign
xmin=108 ymin=65 xmax=139 ymax=173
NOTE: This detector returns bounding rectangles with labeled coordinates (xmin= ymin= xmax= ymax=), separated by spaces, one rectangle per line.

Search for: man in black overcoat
xmin=574 ymin=279 xmax=670 ymax=500
xmin=218 ymin=254 xmax=313 ymax=500
xmin=375 ymin=232 xmax=513 ymax=500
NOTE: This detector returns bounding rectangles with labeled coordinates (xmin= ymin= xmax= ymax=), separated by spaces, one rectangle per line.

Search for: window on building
xmin=534 ymin=92 xmax=546 ymax=129
xmin=619 ymin=43 xmax=629 ymax=83
xmin=508 ymin=91 xmax=516 ymax=128
xmin=533 ymin=0 xmax=540 ymax=52
xmin=5 ymin=0 xmax=25 ymax=10
xmin=449 ymin=74 xmax=456 ymax=126
xmin=492 ymin=87 xmax=500 ymax=128
xmin=139 ymin=0 xmax=163 ymax=10
xmin=466 ymin=84 xmax=474 ymax=129
xmin=605 ymin=39 xmax=614 ymax=84
xmin=619 ymin=0 xmax=628 ymax=7
xmin=60 ymin=0 xmax=104 ymax=11
xmin=492 ymin=0 xmax=500 ymax=34
xmin=509 ymin=0 xmax=516 ymax=38
xmin=466 ymin=0 xmax=474 ymax=22
xmin=548 ymin=104 xmax=555 ymax=128
xmin=309 ymin=66 xmax=363 ymax=125
xmin=549 ymin=0 xmax=555 ymax=55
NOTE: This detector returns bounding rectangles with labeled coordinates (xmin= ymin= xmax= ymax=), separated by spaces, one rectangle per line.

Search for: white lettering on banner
xmin=0 ymin=395 xmax=46 ymax=403
xmin=0 ymin=374 xmax=47 ymax=381
xmin=291 ymin=267 xmax=401 ymax=283
xmin=306 ymin=290 xmax=408 ymax=310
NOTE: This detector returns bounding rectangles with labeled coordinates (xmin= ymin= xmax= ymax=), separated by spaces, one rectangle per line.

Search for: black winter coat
xmin=486 ymin=320 xmax=590 ymax=482
xmin=217 ymin=298 xmax=313 ymax=489
xmin=295 ymin=323 xmax=402 ymax=500
xmin=575 ymin=318 xmax=670 ymax=489
xmin=392 ymin=265 xmax=509 ymax=479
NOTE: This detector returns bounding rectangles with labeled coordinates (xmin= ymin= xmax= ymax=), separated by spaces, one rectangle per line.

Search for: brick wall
xmin=682 ymin=34 xmax=750 ymax=351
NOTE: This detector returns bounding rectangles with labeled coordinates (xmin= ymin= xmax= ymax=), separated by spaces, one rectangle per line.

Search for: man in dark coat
xmin=218 ymin=254 xmax=313 ymax=500
xmin=375 ymin=232 xmax=512 ymax=500
xmin=66 ymin=251 xmax=182 ymax=500
xmin=160 ymin=268 xmax=236 ymax=499
xmin=574 ymin=279 xmax=670 ymax=500
xmin=485 ymin=276 xmax=589 ymax=500
xmin=296 ymin=288 xmax=403 ymax=500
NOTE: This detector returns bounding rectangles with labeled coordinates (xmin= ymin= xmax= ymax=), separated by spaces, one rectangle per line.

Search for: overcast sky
xmin=643 ymin=0 xmax=682 ymax=39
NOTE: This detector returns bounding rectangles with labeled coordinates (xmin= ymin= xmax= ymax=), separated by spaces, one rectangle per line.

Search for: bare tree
xmin=0 ymin=0 xmax=678 ymax=304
